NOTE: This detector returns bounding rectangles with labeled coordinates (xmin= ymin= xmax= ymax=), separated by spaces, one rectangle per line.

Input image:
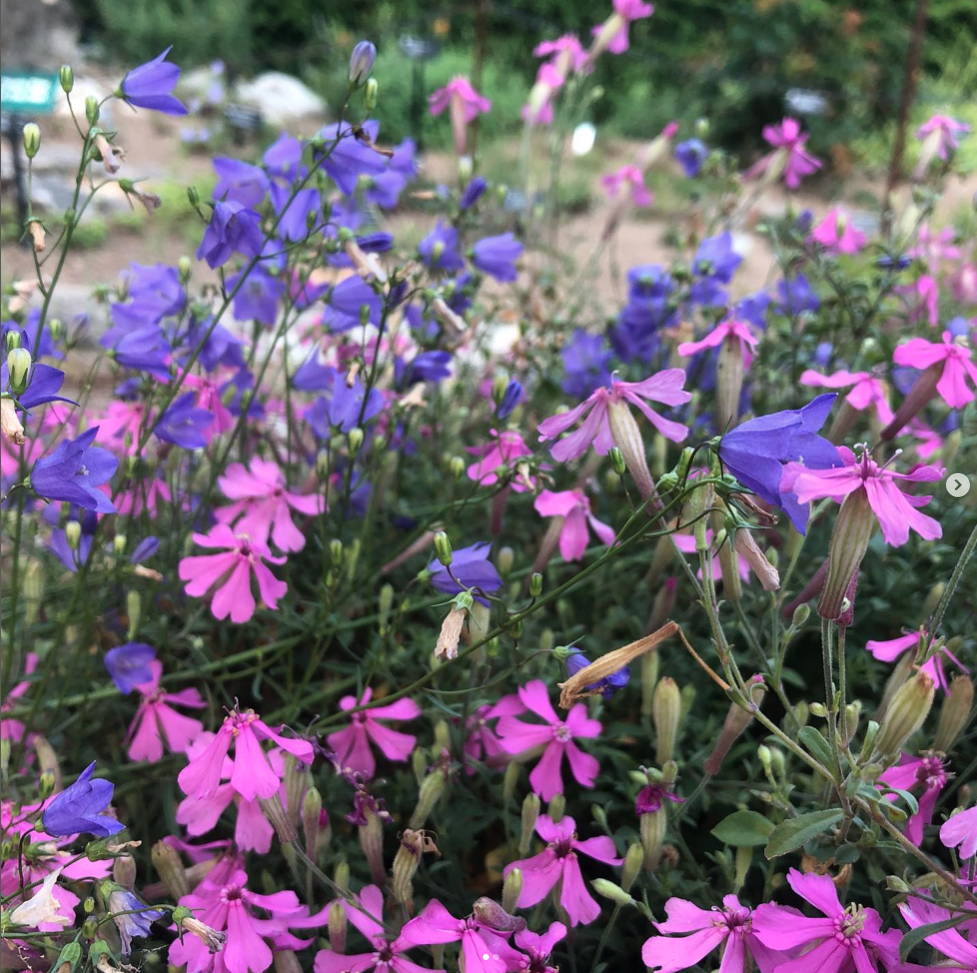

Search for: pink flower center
xmin=834 ymin=906 xmax=866 ymax=942
xmin=552 ymin=722 xmax=572 ymax=743
xmin=221 ymin=884 xmax=243 ymax=903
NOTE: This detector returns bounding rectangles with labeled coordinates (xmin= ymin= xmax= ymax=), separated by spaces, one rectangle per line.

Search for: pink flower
xmin=398 ymin=899 xmax=521 ymax=973
xmin=592 ymin=0 xmax=654 ymax=55
xmin=216 ymin=458 xmax=325 ymax=553
xmin=315 ymin=884 xmax=446 ymax=973
xmin=752 ymin=868 xmax=902 ymax=973
xmin=463 ymin=695 xmax=525 ymax=774
xmin=800 ymin=370 xmax=894 ymax=426
xmin=879 ymin=751 xmax=948 ymax=845
xmin=941 ymin=805 xmax=977 ymax=860
xmin=466 ymin=430 xmax=535 ymax=492
xmin=177 ymin=707 xmax=313 ymax=802
xmin=325 ymin=688 xmax=421 ymax=779
xmin=534 ymin=35 xmax=588 ymax=73
xmin=185 ymin=374 xmax=234 ymax=440
xmin=893 ymin=331 xmax=977 ymax=408
xmin=781 ymin=445 xmax=943 ymax=547
xmin=642 ymin=894 xmax=783 ymax=973
xmin=168 ymin=868 xmax=330 ymax=973
xmin=513 ymin=922 xmax=567 ymax=973
xmin=899 ymin=898 xmax=977 ymax=971
xmin=503 ymin=814 xmax=622 ymax=926
xmin=866 ymin=629 xmax=967 ymax=692
xmin=678 ymin=319 xmax=759 ymax=368
xmin=915 ymin=114 xmax=971 ymax=161
xmin=810 ymin=209 xmax=867 ymax=255
xmin=910 ymin=223 xmax=961 ymax=273
xmin=1 ymin=652 xmax=37 ymax=744
xmin=899 ymin=274 xmax=940 ymax=327
xmin=537 ymin=371 xmax=690 ymax=463
xmin=601 ymin=165 xmax=652 ymax=207
xmin=908 ymin=419 xmax=943 ymax=459
xmin=126 ymin=661 xmax=205 ymax=763
xmin=533 ymin=489 xmax=615 ymax=562
xmin=429 ymin=77 xmax=491 ymax=121
xmin=97 ymin=400 xmax=152 ymax=455
xmin=179 ymin=525 xmax=287 ymax=623
xmin=117 ymin=477 xmax=172 ymax=517
xmin=673 ymin=530 xmax=751 ymax=587
xmin=743 ymin=117 xmax=822 ymax=189
xmin=496 ymin=680 xmax=601 ymax=800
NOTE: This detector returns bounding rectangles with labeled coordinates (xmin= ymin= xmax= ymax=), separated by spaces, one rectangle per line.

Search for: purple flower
xmin=108 ymin=888 xmax=164 ymax=956
xmin=365 ymin=138 xmax=418 ymax=209
xmin=263 ymin=133 xmax=303 ymax=180
xmin=496 ymin=380 xmax=524 ymax=420
xmin=460 ymin=176 xmax=488 ymax=210
xmin=228 ymin=265 xmax=283 ymax=325
xmin=775 ymin=273 xmax=820 ymax=315
xmin=305 ymin=374 xmax=383 ymax=437
xmin=155 ymin=392 xmax=214 ymax=449
xmin=316 ymin=120 xmax=388 ymax=195
xmin=212 ymin=158 xmax=269 ymax=208
xmin=104 ymin=643 xmax=157 ymax=694
xmin=126 ymin=263 xmax=185 ymax=320
xmin=562 ymin=330 xmax=613 ymax=400
xmin=269 ymin=183 xmax=320 ymax=241
xmin=566 ymin=651 xmax=629 ymax=699
xmin=182 ymin=319 xmax=245 ymax=372
xmin=30 ymin=427 xmax=117 ymax=513
xmin=130 ymin=536 xmax=159 ymax=564
xmin=635 ymin=782 xmax=684 ymax=815
xmin=120 ymin=47 xmax=187 ymax=116
xmin=326 ymin=275 xmax=382 ymax=331
xmin=293 ymin=351 xmax=335 ymax=392
xmin=472 ymin=233 xmax=523 ymax=282
xmin=397 ymin=350 xmax=453 ymax=387
xmin=427 ymin=542 xmax=503 ymax=605
xmin=690 ymin=231 xmax=742 ymax=306
xmin=196 ymin=201 xmax=264 ymax=269
xmin=106 ymin=325 xmax=172 ymax=380
xmin=349 ymin=40 xmax=377 ymax=85
xmin=1 ymin=357 xmax=74 ymax=410
xmin=675 ymin=138 xmax=707 ymax=177
xmin=734 ymin=291 xmax=770 ymax=329
xmin=419 ymin=221 xmax=464 ymax=272
xmin=42 ymin=761 xmax=125 ymax=837
xmin=718 ymin=393 xmax=841 ymax=533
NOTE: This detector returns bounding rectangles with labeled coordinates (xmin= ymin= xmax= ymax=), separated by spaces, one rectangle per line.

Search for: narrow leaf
xmin=764 ymin=809 xmax=844 ymax=859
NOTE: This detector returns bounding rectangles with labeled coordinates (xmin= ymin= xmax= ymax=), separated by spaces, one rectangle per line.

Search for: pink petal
xmin=175 ymin=785 xmax=235 ymax=835
xmin=230 ymin=725 xmax=281 ymax=801
xmin=559 ymin=854 xmax=601 ymax=926
xmin=177 ymin=724 xmax=233 ymax=798
xmin=529 ymin=742 xmax=566 ymax=800
xmin=559 ymin=507 xmax=590 ymax=562
xmin=534 ymin=489 xmax=581 ymax=518
xmin=517 ymin=680 xmax=559 ymax=725
xmin=642 ymin=927 xmax=727 ymax=973
xmin=326 ymin=724 xmax=375 ymax=778
xmin=508 ymin=848 xmax=562 ymax=907
xmin=368 ymin=697 xmax=422 ymax=721
xmin=365 ymin=721 xmax=417 ymax=763
xmin=251 ymin=558 xmax=287 ymax=612
xmin=563 ymin=740 xmax=599 ymax=788
xmin=653 ymin=897 xmax=718 ymax=933
xmin=785 ymin=867 xmax=841 ymax=917
xmin=211 ymin=559 xmax=256 ymax=623
xmin=399 ymin=899 xmax=462 ymax=946
xmin=234 ymin=796 xmax=274 ymax=853
xmin=574 ymin=835 xmax=624 ymax=866
xmin=223 ymin=902 xmax=272 ymax=973
xmin=127 ymin=706 xmax=165 ymax=763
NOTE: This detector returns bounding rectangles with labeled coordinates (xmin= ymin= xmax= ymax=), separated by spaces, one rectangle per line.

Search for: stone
xmin=232 ymin=72 xmax=326 ymax=125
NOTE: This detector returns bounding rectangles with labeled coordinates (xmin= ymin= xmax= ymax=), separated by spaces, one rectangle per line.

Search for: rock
xmin=52 ymin=77 xmax=114 ymax=127
xmin=232 ymin=72 xmax=326 ymax=125
xmin=0 ymin=0 xmax=80 ymax=68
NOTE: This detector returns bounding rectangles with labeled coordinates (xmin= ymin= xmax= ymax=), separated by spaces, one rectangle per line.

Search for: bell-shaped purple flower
xmin=472 ymin=232 xmax=523 ymax=282
xmin=316 ymin=120 xmax=388 ymax=195
xmin=212 ymin=157 xmax=269 ymax=208
xmin=120 ymin=47 xmax=187 ymax=116
xmin=228 ymin=265 xmax=283 ymax=325
xmin=155 ymin=392 xmax=214 ymax=449
xmin=104 ymin=643 xmax=157 ymax=694
xmin=108 ymin=888 xmax=165 ymax=956
xmin=196 ymin=201 xmax=264 ymax=269
xmin=496 ymin=379 xmax=524 ymax=420
xmin=460 ymin=176 xmax=488 ymax=210
xmin=427 ymin=542 xmax=503 ymax=605
xmin=675 ymin=138 xmax=707 ymax=178
xmin=42 ymin=761 xmax=125 ymax=837
xmin=30 ymin=427 xmax=118 ymax=513
xmin=419 ymin=221 xmax=464 ymax=272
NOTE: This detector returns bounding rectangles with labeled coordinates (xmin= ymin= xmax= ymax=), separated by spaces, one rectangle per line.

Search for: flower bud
xmin=653 ymin=677 xmax=682 ymax=764
xmin=347 ymin=427 xmax=364 ymax=452
xmin=529 ymin=572 xmax=543 ymax=598
xmin=502 ymin=868 xmax=523 ymax=913
xmin=274 ymin=952 xmax=301 ymax=973
xmin=358 ymin=805 xmax=386 ymax=886
xmin=547 ymin=794 xmax=565 ymax=823
xmin=259 ymin=793 xmax=297 ymax=844
xmin=392 ymin=829 xmax=428 ymax=905
xmin=364 ymin=78 xmax=379 ymax=112
xmin=409 ymin=768 xmax=446 ymax=829
xmin=502 ymin=760 xmax=520 ymax=802
xmin=349 ymin=41 xmax=377 ymax=86
xmin=38 ymin=768 xmax=57 ymax=801
xmin=792 ymin=603 xmax=811 ymax=628
xmin=621 ymin=841 xmax=644 ymax=892
xmin=473 ymin=897 xmax=527 ymax=932
xmin=112 ymin=855 xmax=136 ymax=889
xmin=715 ymin=332 xmax=744 ymax=432
xmin=449 ymin=455 xmax=465 ymax=478
xmin=6 ymin=347 xmax=32 ymax=394
xmin=66 ymin=520 xmax=82 ymax=550
xmin=933 ymin=674 xmax=973 ymax=752
xmin=282 ymin=754 xmax=306 ymax=827
xmin=640 ymin=807 xmax=666 ymax=871
xmin=592 ymin=878 xmax=635 ymax=907
xmin=59 ymin=64 xmax=74 ymax=93
xmin=640 ymin=647 xmax=659 ymax=720
xmin=152 ymin=840 xmax=189 ymax=900
xmin=302 ymin=786 xmax=323 ymax=861
xmin=433 ymin=530 xmax=453 ymax=566
xmin=519 ymin=793 xmax=540 ymax=854
xmin=818 ymin=489 xmax=875 ymax=620
xmin=920 ymin=583 xmax=945 ymax=623
xmin=876 ymin=672 xmax=935 ymax=758
xmin=328 ymin=900 xmax=347 ymax=953
xmin=22 ymin=123 xmax=41 ymax=159
xmin=705 ymin=676 xmax=765 ymax=775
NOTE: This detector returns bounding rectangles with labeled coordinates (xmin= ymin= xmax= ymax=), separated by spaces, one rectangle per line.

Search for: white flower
xmin=8 ymin=867 xmax=72 ymax=928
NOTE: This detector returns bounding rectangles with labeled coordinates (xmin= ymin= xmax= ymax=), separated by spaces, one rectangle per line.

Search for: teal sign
xmin=1 ymin=71 xmax=59 ymax=115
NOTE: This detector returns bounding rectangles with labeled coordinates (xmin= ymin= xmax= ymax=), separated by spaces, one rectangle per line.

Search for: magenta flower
xmin=463 ymin=695 xmax=525 ymax=774
xmin=126 ymin=661 xmax=205 ymax=763
xmin=915 ymin=114 xmax=971 ymax=161
xmin=678 ymin=319 xmax=759 ymax=368
xmin=537 ymin=371 xmax=690 ymax=462
xmin=866 ymin=629 xmax=967 ymax=692
xmin=879 ymin=751 xmax=949 ymax=845
xmin=909 ymin=223 xmax=961 ymax=273
xmin=534 ymin=489 xmax=615 ymax=562
xmin=800 ymin=369 xmax=894 ymax=426
xmin=513 ymin=922 xmax=567 ymax=973
xmin=810 ymin=209 xmax=867 ymax=255
xmin=752 ymin=869 xmax=902 ymax=973
xmin=534 ymin=36 xmax=588 ymax=74
xmin=592 ymin=0 xmax=654 ymax=55
xmin=642 ymin=894 xmax=783 ymax=973
xmin=743 ymin=117 xmax=822 ymax=189
xmin=215 ymin=459 xmax=325 ymax=554
xmin=398 ymin=899 xmax=521 ymax=973
xmin=601 ymin=165 xmax=652 ymax=207
xmin=635 ymin=782 xmax=684 ymax=815
xmin=179 ymin=525 xmax=287 ymax=624
xmin=941 ymin=805 xmax=977 ymax=860
xmin=429 ymin=77 xmax=491 ymax=155
xmin=466 ymin=429 xmax=535 ymax=492
xmin=503 ymin=814 xmax=622 ymax=926
xmin=184 ymin=374 xmax=234 ymax=439
xmin=315 ymin=884 xmax=446 ymax=973
xmin=177 ymin=706 xmax=313 ymax=802
xmin=781 ymin=445 xmax=943 ymax=547
xmin=673 ymin=530 xmax=751 ymax=588
xmin=899 ymin=898 xmax=977 ymax=971
xmin=496 ymin=680 xmax=601 ymax=800
xmin=325 ymin=688 xmax=421 ymax=779
xmin=893 ymin=331 xmax=977 ymax=409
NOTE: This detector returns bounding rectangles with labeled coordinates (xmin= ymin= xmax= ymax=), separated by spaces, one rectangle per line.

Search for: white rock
xmin=233 ymin=72 xmax=326 ymax=124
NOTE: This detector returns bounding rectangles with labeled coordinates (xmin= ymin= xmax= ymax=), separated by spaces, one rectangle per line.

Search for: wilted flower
xmin=7 ymin=866 xmax=72 ymax=928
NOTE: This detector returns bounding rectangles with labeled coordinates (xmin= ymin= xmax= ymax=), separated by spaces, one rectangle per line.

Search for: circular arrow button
xmin=946 ymin=473 xmax=972 ymax=498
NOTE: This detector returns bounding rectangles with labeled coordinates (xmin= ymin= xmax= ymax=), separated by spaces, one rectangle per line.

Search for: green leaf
xmin=711 ymin=810 xmax=775 ymax=847
xmin=764 ymin=809 xmax=845 ymax=859
xmin=887 ymin=788 xmax=920 ymax=816
xmin=797 ymin=726 xmax=836 ymax=770
xmin=899 ymin=914 xmax=971 ymax=962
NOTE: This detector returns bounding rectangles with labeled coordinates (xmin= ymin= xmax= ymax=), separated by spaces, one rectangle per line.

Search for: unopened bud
xmin=349 ymin=41 xmax=377 ymax=86
xmin=409 ymin=768 xmax=446 ymax=829
xmin=66 ymin=520 xmax=82 ymax=550
xmin=705 ymin=677 xmax=765 ymax=775
xmin=22 ymin=123 xmax=41 ymax=159
xmin=792 ymin=603 xmax=811 ymax=628
xmin=59 ymin=65 xmax=74 ymax=93
xmin=608 ymin=446 xmax=627 ymax=477
xmin=152 ymin=840 xmax=189 ymax=900
xmin=112 ymin=855 xmax=136 ymax=889
xmin=274 ymin=951 xmax=301 ymax=973
xmin=433 ymin=530 xmax=452 ymax=566
xmin=6 ymin=347 xmax=31 ymax=394
xmin=885 ymin=875 xmax=912 ymax=894
xmin=391 ymin=830 xmax=425 ymax=904
xmin=529 ymin=572 xmax=543 ymax=598
xmin=621 ymin=841 xmax=644 ymax=892
xmin=876 ymin=673 xmax=935 ymax=758
xmin=302 ymin=786 xmax=323 ymax=860
xmin=328 ymin=900 xmax=347 ymax=953
xmin=347 ymin=427 xmax=364 ymax=452
xmin=547 ymin=794 xmax=565 ymax=822
xmin=282 ymin=754 xmax=306 ymax=827
xmin=653 ymin=677 xmax=682 ymax=764
xmin=933 ymin=675 xmax=973 ymax=752
xmin=502 ymin=868 xmax=523 ymax=913
xmin=819 ymin=489 xmax=875 ymax=620
xmin=503 ymin=760 xmax=520 ymax=802
xmin=519 ymin=793 xmax=540 ymax=854
xmin=497 ymin=546 xmax=515 ymax=575
xmin=592 ymin=878 xmax=635 ymax=907
xmin=364 ymin=79 xmax=379 ymax=112
xmin=259 ymin=793 xmax=297 ymax=844
xmin=640 ymin=808 xmax=666 ymax=871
